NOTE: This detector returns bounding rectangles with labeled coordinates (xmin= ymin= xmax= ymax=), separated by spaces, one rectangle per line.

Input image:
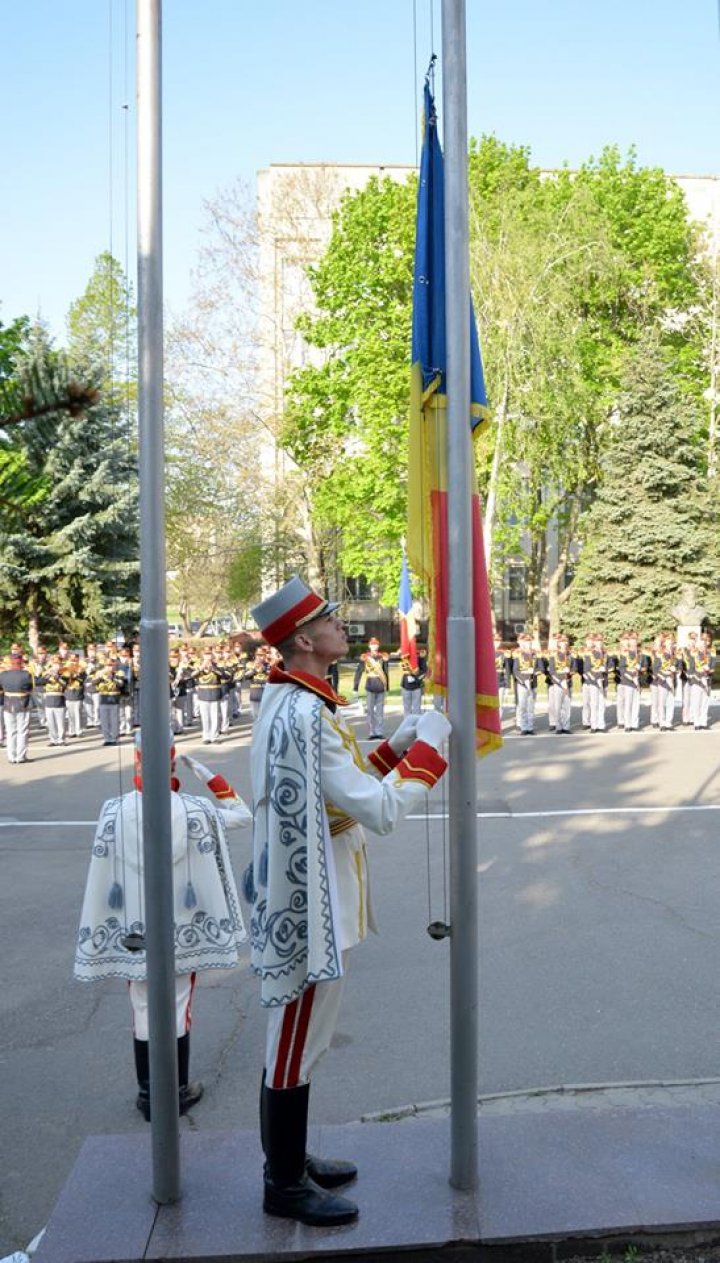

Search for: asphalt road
xmin=2 ymin=699 xmax=720 ymax=1253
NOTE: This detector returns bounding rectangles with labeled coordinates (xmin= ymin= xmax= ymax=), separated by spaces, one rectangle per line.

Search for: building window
xmin=345 ymin=575 xmax=372 ymax=600
xmin=507 ymin=564 xmax=527 ymax=603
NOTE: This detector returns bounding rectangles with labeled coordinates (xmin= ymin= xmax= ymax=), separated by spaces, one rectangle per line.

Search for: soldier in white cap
xmin=249 ymin=576 xmax=451 ymax=1227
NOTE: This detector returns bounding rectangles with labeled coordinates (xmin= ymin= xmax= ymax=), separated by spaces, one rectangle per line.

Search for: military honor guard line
xmin=496 ymin=627 xmax=716 ymax=736
xmin=0 ymin=622 xmax=716 ymax=766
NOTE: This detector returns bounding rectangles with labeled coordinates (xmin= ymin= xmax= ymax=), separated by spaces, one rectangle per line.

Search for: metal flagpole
xmin=442 ymin=0 xmax=479 ymax=1192
xmin=136 ymin=0 xmax=182 ymax=1203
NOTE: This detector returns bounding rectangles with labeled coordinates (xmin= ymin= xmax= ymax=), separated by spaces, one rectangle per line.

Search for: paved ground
xmin=2 ymin=696 xmax=720 ymax=1254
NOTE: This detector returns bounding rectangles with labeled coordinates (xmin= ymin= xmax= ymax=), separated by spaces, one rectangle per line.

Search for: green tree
xmin=67 ymin=251 xmax=136 ymax=395
xmin=469 ymin=141 xmax=704 ymax=631
xmin=560 ymin=337 xmax=720 ymax=643
xmin=0 ymin=327 xmax=139 ymax=646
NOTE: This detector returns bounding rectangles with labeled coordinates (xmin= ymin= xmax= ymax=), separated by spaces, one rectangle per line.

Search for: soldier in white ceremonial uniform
xmin=74 ymin=734 xmax=250 ymax=1120
xmin=248 ymin=577 xmax=451 ymax=1227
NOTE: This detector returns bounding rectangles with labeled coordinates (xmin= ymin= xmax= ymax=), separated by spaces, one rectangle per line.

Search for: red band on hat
xmin=262 ymin=592 xmax=327 ymax=646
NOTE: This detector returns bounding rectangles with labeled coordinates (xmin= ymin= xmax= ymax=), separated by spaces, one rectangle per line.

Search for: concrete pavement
xmin=3 ymin=702 xmax=720 ymax=1253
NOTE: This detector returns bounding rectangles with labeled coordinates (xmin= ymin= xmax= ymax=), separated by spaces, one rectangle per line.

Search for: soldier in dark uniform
xmin=544 ymin=633 xmax=574 ymax=734
xmin=353 ymin=638 xmax=390 ymax=739
xmin=653 ymin=632 xmax=680 ymax=731
xmin=615 ymin=631 xmax=643 ymax=732
xmin=41 ymin=654 xmax=68 ymax=746
xmin=0 ymin=651 xmax=34 ymax=763
xmin=399 ymin=650 xmax=426 ymax=716
xmin=581 ymin=632 xmax=609 ymax=732
xmin=686 ymin=632 xmax=715 ymax=730
xmin=246 ymin=646 xmax=271 ymax=722
xmin=511 ymin=632 xmax=539 ymax=735
xmin=95 ymin=653 xmax=129 ymax=745
xmin=191 ymin=649 xmax=231 ymax=742
xmin=65 ymin=653 xmax=86 ymax=738
xmin=29 ymin=645 xmax=49 ymax=730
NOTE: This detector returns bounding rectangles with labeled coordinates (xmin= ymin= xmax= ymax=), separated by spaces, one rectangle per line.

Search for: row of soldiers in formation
xmin=498 ymin=629 xmax=716 ymax=734
xmin=0 ymin=639 xmax=282 ymax=764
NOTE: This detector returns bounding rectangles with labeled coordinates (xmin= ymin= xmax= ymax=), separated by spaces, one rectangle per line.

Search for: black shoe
xmin=306 ymin=1153 xmax=358 ymax=1189
xmin=179 ymin=1080 xmax=204 ymax=1114
xmin=264 ymin=1174 xmax=358 ymax=1225
xmin=260 ymin=1079 xmax=359 ymax=1226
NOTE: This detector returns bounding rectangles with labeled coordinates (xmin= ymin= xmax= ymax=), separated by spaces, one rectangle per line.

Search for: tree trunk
xmin=525 ymin=485 xmax=546 ymax=638
xmin=483 ymin=379 xmax=510 ymax=576
xmin=27 ymin=589 xmax=39 ymax=653
xmin=547 ymin=496 xmax=581 ymax=635
xmin=298 ymin=487 xmax=325 ymax=592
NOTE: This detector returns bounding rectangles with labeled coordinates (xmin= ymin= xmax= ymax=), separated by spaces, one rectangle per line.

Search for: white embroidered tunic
xmin=74 ymin=789 xmax=249 ymax=982
xmin=249 ymin=670 xmax=447 ymax=1007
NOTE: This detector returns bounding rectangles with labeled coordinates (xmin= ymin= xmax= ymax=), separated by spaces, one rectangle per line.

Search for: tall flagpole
xmin=136 ymin=0 xmax=182 ymax=1203
xmin=442 ymin=0 xmax=479 ymax=1191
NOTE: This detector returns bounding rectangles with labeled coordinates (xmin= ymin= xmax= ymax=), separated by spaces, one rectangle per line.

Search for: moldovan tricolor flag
xmin=398 ymin=550 xmax=418 ymax=670
xmin=406 ymin=81 xmax=502 ymax=755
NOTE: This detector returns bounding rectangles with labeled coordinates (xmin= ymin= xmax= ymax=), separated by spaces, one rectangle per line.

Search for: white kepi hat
xmin=251 ymin=575 xmax=340 ymax=647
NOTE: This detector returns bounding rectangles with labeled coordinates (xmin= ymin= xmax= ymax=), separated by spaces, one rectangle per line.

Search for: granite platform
xmin=34 ymin=1102 xmax=720 ymax=1263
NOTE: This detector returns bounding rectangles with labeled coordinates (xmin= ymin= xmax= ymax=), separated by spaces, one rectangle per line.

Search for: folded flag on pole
xmin=398 ymin=550 xmax=418 ymax=670
xmin=406 ymin=80 xmax=502 ymax=756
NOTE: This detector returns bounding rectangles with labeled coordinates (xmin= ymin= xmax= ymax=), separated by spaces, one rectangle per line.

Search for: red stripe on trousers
xmin=272 ymin=998 xmax=298 ymax=1089
xmin=286 ymin=987 xmax=316 ymax=1088
xmin=184 ymin=972 xmax=197 ymax=1033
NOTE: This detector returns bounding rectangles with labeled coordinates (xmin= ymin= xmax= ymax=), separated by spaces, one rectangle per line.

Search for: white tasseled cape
xmin=74 ymin=789 xmax=247 ymax=982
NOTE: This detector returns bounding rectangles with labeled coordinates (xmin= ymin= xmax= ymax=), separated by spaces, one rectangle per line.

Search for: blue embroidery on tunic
xmin=250 ymin=689 xmax=340 ymax=1004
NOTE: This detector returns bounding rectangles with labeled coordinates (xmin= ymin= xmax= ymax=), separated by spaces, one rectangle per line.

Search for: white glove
xmin=179 ymin=753 xmax=213 ymax=782
xmin=388 ymin=714 xmax=421 ymax=755
xmin=416 ymin=710 xmax=452 ymax=750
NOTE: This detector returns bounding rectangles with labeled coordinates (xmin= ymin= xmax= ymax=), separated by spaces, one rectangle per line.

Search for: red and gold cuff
xmin=368 ymin=739 xmax=402 ymax=775
xmin=395 ymin=740 xmax=447 ymax=788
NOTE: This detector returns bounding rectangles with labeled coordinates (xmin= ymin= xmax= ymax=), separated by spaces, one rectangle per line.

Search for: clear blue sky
xmin=1 ymin=0 xmax=719 ymax=339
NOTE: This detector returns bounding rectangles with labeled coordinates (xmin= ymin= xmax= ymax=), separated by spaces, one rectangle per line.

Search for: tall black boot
xmin=260 ymin=1071 xmax=357 ymax=1190
xmin=177 ymin=1034 xmax=204 ymax=1115
xmin=134 ymin=1038 xmax=151 ymax=1121
xmin=261 ymin=1081 xmax=358 ymax=1225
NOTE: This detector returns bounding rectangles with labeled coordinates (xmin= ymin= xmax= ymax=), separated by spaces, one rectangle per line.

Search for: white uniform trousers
xmin=616 ymin=683 xmax=626 ymax=728
xmin=658 ymin=685 xmax=675 ymax=728
xmin=198 ymin=698 xmax=221 ymax=740
xmin=99 ymin=703 xmax=120 ymax=743
xmin=690 ymin=681 xmax=711 ymax=728
xmin=119 ymin=697 xmax=134 ymax=735
xmin=622 ymin=686 xmax=640 ymax=730
xmin=6 ymin=711 xmax=30 ymax=762
xmin=401 ymin=687 xmax=422 ymax=716
xmin=265 ymin=957 xmax=348 ymax=1089
xmin=515 ymin=684 xmax=535 ymax=732
xmin=171 ymin=700 xmax=184 ymax=733
xmin=581 ymin=682 xmax=591 ymax=727
xmin=66 ymin=699 xmax=83 ymax=736
xmin=46 ymin=707 xmax=66 ymax=744
xmin=588 ymin=684 xmax=606 ymax=730
xmin=220 ymin=695 xmax=232 ymax=732
xmin=365 ymin=691 xmax=385 ymax=737
xmin=649 ymin=682 xmax=659 ymax=726
xmin=129 ymin=973 xmax=196 ymax=1040
xmin=548 ymin=683 xmax=571 ymax=732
